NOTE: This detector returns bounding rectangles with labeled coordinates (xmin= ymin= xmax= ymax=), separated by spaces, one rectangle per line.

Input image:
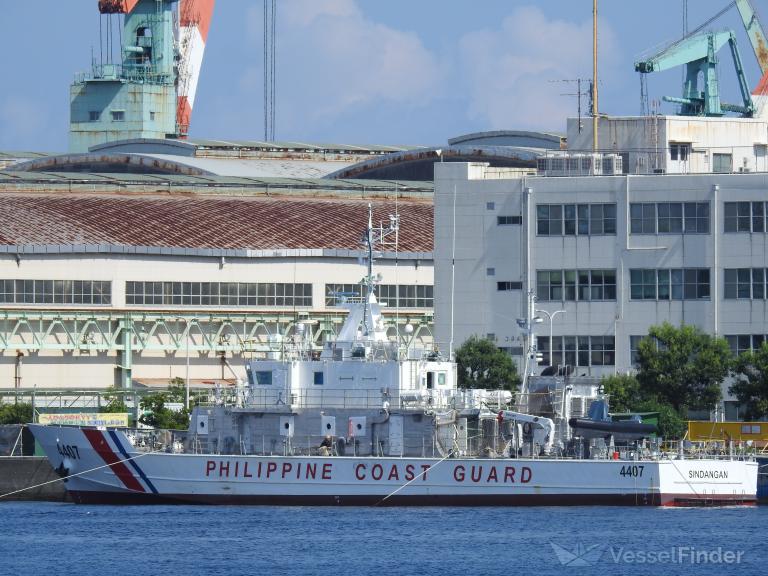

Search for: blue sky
xmin=0 ymin=0 xmax=765 ymax=152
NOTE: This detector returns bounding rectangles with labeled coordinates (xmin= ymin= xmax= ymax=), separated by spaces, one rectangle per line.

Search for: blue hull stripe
xmin=108 ymin=430 xmax=158 ymax=494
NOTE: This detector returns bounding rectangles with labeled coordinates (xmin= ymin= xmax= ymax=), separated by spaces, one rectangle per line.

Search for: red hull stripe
xmin=82 ymin=429 xmax=145 ymax=493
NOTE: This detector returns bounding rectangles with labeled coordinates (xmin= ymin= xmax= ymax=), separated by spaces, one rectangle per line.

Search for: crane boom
xmin=735 ymin=0 xmax=768 ymax=73
xmin=635 ymin=30 xmax=755 ymax=116
xmin=636 ymin=31 xmax=732 ymax=73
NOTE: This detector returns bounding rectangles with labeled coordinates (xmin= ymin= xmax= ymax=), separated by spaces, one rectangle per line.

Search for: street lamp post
xmin=535 ymin=309 xmax=566 ymax=368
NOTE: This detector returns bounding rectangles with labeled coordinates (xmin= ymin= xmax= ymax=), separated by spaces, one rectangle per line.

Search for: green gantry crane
xmin=635 ymin=29 xmax=755 ymax=117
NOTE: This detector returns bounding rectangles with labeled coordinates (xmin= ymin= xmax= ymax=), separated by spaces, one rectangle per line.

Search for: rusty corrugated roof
xmin=0 ymin=193 xmax=433 ymax=252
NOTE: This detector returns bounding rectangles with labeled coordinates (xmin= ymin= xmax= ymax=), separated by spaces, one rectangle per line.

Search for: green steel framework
xmin=0 ymin=308 xmax=435 ymax=388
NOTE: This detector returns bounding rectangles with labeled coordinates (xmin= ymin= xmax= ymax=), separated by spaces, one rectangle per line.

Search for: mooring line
xmin=0 ymin=450 xmax=158 ymax=500
xmin=375 ymin=451 xmax=455 ymax=506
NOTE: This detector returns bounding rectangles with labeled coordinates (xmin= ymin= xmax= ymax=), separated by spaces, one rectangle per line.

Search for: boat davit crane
xmin=497 ymin=410 xmax=555 ymax=455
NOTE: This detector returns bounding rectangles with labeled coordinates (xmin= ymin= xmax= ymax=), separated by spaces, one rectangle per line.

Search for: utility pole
xmin=263 ymin=0 xmax=277 ymax=141
xmin=592 ymin=0 xmax=599 ymax=152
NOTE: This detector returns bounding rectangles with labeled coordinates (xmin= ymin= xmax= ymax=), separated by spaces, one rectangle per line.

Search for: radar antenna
xmin=360 ymin=204 xmax=399 ymax=335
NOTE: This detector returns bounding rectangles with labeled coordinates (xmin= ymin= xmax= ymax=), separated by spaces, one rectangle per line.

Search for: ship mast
xmin=361 ymin=204 xmax=399 ymax=336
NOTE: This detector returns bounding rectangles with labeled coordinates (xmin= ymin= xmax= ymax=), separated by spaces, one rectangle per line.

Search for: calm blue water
xmin=0 ymin=503 xmax=765 ymax=576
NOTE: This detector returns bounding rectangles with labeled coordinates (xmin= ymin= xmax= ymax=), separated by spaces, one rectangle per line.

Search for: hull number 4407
xmin=620 ymin=465 xmax=644 ymax=478
xmin=57 ymin=443 xmax=80 ymax=460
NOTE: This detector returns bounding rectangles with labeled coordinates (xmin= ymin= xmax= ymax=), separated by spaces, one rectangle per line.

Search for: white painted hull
xmin=31 ymin=425 xmax=758 ymax=506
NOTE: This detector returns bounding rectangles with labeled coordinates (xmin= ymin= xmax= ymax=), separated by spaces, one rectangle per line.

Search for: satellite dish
xmin=405 ymin=324 xmax=414 ymax=334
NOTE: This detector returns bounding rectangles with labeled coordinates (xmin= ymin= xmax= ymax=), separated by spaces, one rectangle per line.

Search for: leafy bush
xmin=455 ymin=336 xmax=520 ymax=391
xmin=0 ymin=402 xmax=33 ymax=425
xmin=138 ymin=378 xmax=193 ymax=430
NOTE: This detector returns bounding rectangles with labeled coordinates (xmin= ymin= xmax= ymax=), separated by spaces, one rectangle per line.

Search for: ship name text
xmin=203 ymin=460 xmax=533 ymax=484
xmin=205 ymin=460 xmax=333 ymax=480
xmin=689 ymin=469 xmax=729 ymax=480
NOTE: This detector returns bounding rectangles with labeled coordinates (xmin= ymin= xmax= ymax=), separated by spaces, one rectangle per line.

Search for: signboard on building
xmin=38 ymin=413 xmax=130 ymax=428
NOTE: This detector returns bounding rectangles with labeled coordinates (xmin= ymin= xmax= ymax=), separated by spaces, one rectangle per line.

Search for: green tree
xmin=600 ymin=374 xmax=643 ymax=413
xmin=100 ymin=387 xmax=129 ymax=413
xmin=455 ymin=336 xmax=520 ymax=391
xmin=139 ymin=378 xmax=192 ymax=430
xmin=730 ymin=342 xmax=768 ymax=420
xmin=634 ymin=399 xmax=687 ymax=440
xmin=0 ymin=402 xmax=33 ymax=425
xmin=635 ymin=323 xmax=731 ymax=413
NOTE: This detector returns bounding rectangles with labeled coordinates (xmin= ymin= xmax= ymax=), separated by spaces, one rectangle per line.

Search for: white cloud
xmin=457 ymin=5 xmax=619 ymax=131
xmin=242 ymin=0 xmax=441 ymax=130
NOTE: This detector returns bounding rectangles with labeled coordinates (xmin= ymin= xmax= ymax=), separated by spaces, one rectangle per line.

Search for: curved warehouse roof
xmin=0 ymin=188 xmax=433 ymax=256
xmin=9 ymin=153 xmax=361 ymax=179
xmin=9 ymin=139 xmax=417 ymax=179
xmin=327 ymin=145 xmax=543 ymax=180
xmin=447 ymin=130 xmax=564 ymax=148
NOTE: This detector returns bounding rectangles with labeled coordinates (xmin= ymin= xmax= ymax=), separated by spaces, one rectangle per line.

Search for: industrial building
xmin=0 ymin=171 xmax=435 ymax=391
xmin=0 ymin=126 xmax=564 ymax=395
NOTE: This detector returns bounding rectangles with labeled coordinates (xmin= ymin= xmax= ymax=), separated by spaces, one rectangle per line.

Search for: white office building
xmin=434 ymin=161 xmax=768 ymax=419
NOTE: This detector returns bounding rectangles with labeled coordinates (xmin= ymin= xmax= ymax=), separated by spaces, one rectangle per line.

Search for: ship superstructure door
xmin=388 ymin=415 xmax=404 ymax=456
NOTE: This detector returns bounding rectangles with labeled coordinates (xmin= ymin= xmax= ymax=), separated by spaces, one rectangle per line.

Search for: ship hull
xmin=31 ymin=425 xmax=758 ymax=507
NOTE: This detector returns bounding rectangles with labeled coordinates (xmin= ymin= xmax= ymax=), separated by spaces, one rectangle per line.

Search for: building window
xmin=110 ymin=110 xmax=125 ymax=122
xmin=126 ymin=281 xmax=312 ymax=307
xmin=537 ymin=335 xmax=614 ymax=367
xmin=497 ymin=215 xmax=521 ymax=225
xmin=629 ymin=268 xmax=709 ymax=300
xmin=486 ymin=202 xmax=495 ymax=211
xmin=630 ymin=203 xmax=656 ymax=234
xmin=537 ymin=203 xmax=616 ymax=236
xmin=657 ymin=202 xmax=683 ymax=233
xmin=326 ymin=284 xmax=433 ymax=308
xmin=725 ymin=334 xmax=765 ymax=356
xmin=497 ymin=281 xmax=522 ymax=291
xmin=88 ymin=111 xmax=101 ymax=122
xmin=588 ymin=204 xmax=617 ymax=235
xmin=377 ymin=285 xmax=433 ymax=308
xmin=537 ymin=269 xmax=616 ymax=302
xmin=724 ymin=268 xmax=766 ymax=299
xmin=629 ymin=335 xmax=645 ymax=366
xmin=0 ymin=279 xmax=111 ymax=305
xmin=537 ymin=204 xmax=562 ymax=235
xmin=670 ymin=143 xmax=690 ymax=162
xmin=487 ymin=268 xmax=495 ymax=276
xmin=724 ymin=201 xmax=765 ymax=232
xmin=630 ymin=202 xmax=709 ymax=234
xmin=629 ymin=269 xmax=657 ymax=300
xmin=713 ymin=153 xmax=732 ymax=173
xmin=149 ymin=111 xmax=156 ymax=121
